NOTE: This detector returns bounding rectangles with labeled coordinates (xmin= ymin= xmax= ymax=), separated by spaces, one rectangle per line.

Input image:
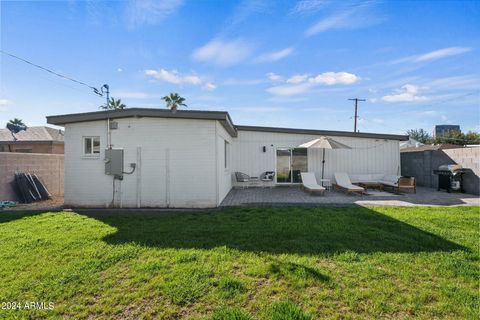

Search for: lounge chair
xmin=333 ymin=172 xmax=365 ymax=195
xmin=300 ymin=172 xmax=326 ymax=194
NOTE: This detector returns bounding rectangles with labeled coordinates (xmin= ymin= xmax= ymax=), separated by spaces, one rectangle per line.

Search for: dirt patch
xmin=2 ymin=196 xmax=63 ymax=211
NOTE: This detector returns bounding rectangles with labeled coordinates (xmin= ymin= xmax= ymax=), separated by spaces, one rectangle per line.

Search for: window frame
xmin=83 ymin=136 xmax=101 ymax=156
xmin=224 ymin=140 xmax=230 ymax=169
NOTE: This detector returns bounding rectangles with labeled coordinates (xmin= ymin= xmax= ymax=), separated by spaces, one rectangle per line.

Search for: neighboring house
xmin=0 ymin=126 xmax=64 ymax=154
xmin=47 ymin=108 xmax=408 ymax=208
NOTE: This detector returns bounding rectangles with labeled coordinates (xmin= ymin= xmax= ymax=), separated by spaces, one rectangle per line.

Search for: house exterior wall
xmin=64 ymin=118 xmax=220 ymax=208
xmin=231 ymin=130 xmax=400 ymax=186
xmin=216 ymin=121 xmax=232 ymax=205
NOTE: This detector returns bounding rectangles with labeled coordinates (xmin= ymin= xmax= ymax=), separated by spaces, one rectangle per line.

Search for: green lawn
xmin=0 ymin=206 xmax=478 ymax=319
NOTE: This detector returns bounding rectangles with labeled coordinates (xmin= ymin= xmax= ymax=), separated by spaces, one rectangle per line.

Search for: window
xmin=224 ymin=140 xmax=230 ymax=169
xmin=83 ymin=137 xmax=100 ymax=155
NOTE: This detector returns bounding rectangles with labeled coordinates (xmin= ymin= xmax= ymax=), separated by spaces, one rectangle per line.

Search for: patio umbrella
xmin=298 ymin=137 xmax=351 ymax=182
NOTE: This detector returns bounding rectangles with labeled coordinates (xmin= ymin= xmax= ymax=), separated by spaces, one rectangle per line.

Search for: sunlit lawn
xmin=0 ymin=206 xmax=478 ymax=319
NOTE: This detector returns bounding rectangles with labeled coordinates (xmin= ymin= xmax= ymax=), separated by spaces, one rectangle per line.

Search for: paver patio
xmin=221 ymin=186 xmax=480 ymax=207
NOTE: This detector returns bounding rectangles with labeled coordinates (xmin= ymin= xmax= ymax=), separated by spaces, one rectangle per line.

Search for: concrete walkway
xmin=221 ymin=186 xmax=480 ymax=207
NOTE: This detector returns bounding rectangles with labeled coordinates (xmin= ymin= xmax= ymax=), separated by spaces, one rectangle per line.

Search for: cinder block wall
xmin=0 ymin=152 xmax=64 ymax=201
xmin=401 ymin=148 xmax=479 ymax=195
xmin=443 ymin=148 xmax=480 ymax=195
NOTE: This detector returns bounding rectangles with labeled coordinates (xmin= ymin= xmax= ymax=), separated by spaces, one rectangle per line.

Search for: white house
xmin=47 ymin=108 xmax=408 ymax=208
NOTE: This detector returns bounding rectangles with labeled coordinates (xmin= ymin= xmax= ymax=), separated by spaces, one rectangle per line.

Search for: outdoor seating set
xmin=235 ymin=171 xmax=275 ymax=188
xmin=301 ymin=172 xmax=416 ymax=195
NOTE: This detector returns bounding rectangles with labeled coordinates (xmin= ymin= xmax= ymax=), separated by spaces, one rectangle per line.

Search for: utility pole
xmin=348 ymin=98 xmax=365 ymax=132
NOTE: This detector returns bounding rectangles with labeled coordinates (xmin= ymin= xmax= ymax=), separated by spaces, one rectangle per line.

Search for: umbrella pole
xmin=321 ymin=148 xmax=325 ymax=185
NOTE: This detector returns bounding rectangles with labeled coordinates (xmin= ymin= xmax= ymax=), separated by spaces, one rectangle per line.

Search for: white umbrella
xmin=298 ymin=137 xmax=351 ymax=182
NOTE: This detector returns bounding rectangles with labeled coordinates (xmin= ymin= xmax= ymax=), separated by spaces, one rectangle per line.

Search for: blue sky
xmin=0 ymin=0 xmax=479 ymax=134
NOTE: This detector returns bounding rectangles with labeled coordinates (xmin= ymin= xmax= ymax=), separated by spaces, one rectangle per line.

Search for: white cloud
xmin=415 ymin=47 xmax=471 ymax=62
xmin=305 ymin=11 xmax=351 ymax=36
xmin=192 ymin=39 xmax=253 ymax=66
xmin=390 ymin=47 xmax=472 ymax=64
xmin=113 ymin=91 xmax=151 ymax=99
xmin=308 ymin=72 xmax=360 ymax=85
xmin=117 ymin=68 xmax=123 ymax=72
xmin=266 ymin=72 xmax=282 ymax=81
xmin=227 ymin=0 xmax=271 ymax=28
xmin=144 ymin=69 xmax=202 ymax=85
xmin=382 ymin=84 xmax=429 ymax=103
xmin=202 ymin=82 xmax=217 ymax=91
xmin=416 ymin=110 xmax=447 ymax=121
xmin=290 ymin=0 xmax=329 ymax=15
xmin=266 ymin=83 xmax=311 ymax=96
xmin=0 ymin=98 xmax=11 ymax=111
xmin=305 ymin=2 xmax=383 ymax=36
xmin=286 ymin=74 xmax=309 ymax=84
xmin=254 ymin=47 xmax=294 ymax=63
xmin=266 ymin=71 xmax=360 ymax=96
xmin=126 ymin=0 xmax=184 ymax=28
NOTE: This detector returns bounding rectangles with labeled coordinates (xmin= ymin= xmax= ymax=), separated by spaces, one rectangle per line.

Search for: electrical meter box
xmin=105 ymin=148 xmax=124 ymax=178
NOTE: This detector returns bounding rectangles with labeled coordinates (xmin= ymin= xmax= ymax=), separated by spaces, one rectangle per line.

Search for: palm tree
xmin=162 ymin=93 xmax=187 ymax=111
xmin=8 ymin=118 xmax=25 ymax=126
xmin=100 ymin=98 xmax=126 ymax=110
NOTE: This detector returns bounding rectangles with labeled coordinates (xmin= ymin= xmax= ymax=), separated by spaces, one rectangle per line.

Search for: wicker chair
xmin=235 ymin=172 xmax=259 ymax=188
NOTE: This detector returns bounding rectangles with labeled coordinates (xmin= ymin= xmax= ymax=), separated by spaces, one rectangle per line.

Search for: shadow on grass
xmin=0 ymin=210 xmax=47 ymax=224
xmin=79 ymin=206 xmax=465 ymax=255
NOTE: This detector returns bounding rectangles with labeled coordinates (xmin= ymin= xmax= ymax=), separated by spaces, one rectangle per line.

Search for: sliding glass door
xmin=276 ymin=148 xmax=308 ymax=184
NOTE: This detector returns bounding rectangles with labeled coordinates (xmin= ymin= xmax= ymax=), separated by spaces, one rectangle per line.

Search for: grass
xmin=0 ymin=206 xmax=478 ymax=319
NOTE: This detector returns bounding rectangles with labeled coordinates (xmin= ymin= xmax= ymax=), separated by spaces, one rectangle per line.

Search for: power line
xmin=348 ymin=98 xmax=365 ymax=133
xmin=0 ymin=50 xmax=102 ymax=96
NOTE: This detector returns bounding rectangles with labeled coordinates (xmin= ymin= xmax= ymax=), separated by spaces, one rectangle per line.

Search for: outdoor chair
xmin=333 ymin=172 xmax=365 ymax=195
xmin=300 ymin=172 xmax=326 ymax=195
xmin=235 ymin=172 xmax=259 ymax=188
xmin=259 ymin=171 xmax=275 ymax=188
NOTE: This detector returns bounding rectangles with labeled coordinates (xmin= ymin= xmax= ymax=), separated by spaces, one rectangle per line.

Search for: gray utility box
xmin=105 ymin=148 xmax=124 ymax=179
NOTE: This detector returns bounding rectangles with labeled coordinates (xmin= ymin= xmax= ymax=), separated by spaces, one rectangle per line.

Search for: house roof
xmin=0 ymin=126 xmax=64 ymax=145
xmin=401 ymin=144 xmax=463 ymax=153
xmin=237 ymin=125 xmax=408 ymax=141
xmin=47 ymin=108 xmax=238 ymax=137
xmin=46 ymin=108 xmax=408 ymax=141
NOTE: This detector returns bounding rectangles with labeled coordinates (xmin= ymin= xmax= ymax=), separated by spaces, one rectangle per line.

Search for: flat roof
xmin=46 ymin=108 xmax=408 ymax=141
xmin=237 ymin=125 xmax=408 ymax=141
xmin=47 ymin=108 xmax=237 ymax=137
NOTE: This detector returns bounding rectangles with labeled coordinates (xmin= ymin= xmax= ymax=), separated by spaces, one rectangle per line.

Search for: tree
xmin=406 ymin=128 xmax=432 ymax=144
xmin=162 ymin=93 xmax=187 ymax=111
xmin=100 ymin=98 xmax=126 ymax=110
xmin=434 ymin=130 xmax=480 ymax=145
xmin=8 ymin=118 xmax=25 ymax=126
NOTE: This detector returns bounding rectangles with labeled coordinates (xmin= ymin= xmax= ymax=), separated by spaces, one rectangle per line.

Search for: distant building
xmin=0 ymin=126 xmax=64 ymax=154
xmin=434 ymin=125 xmax=460 ymax=138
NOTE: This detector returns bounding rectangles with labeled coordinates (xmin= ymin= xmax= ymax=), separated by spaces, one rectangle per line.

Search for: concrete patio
xmin=221 ymin=186 xmax=480 ymax=207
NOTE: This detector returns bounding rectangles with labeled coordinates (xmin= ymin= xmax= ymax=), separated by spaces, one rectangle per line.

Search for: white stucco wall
xmin=231 ymin=130 xmax=401 ymax=186
xmin=64 ymin=117 xmax=222 ymax=208
xmin=215 ymin=121 xmax=233 ymax=205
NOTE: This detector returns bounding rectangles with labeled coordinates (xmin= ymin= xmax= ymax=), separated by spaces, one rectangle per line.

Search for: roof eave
xmin=236 ymin=125 xmax=409 ymax=141
xmin=47 ymin=108 xmax=238 ymax=137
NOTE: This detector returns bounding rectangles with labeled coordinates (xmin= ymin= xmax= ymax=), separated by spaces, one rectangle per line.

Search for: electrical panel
xmin=105 ymin=148 xmax=124 ymax=179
